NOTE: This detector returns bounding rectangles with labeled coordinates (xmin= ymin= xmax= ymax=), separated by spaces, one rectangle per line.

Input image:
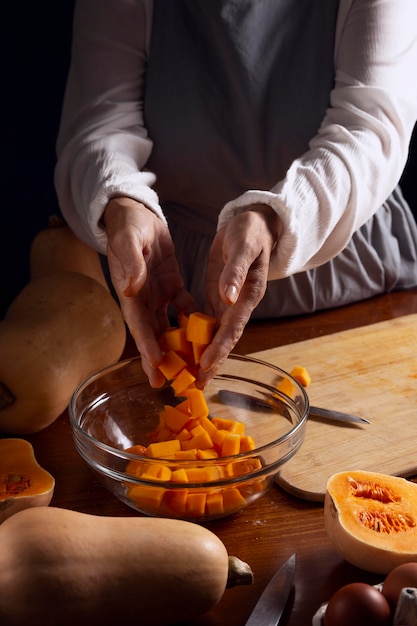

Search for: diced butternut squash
xmin=170 ymin=367 xmax=196 ymax=396
xmin=181 ymin=430 xmax=213 ymax=451
xmin=186 ymin=312 xmax=217 ymax=345
xmin=206 ymin=492 xmax=224 ymax=516
xmin=290 ymin=365 xmax=311 ymax=387
xmin=223 ymin=487 xmax=247 ymax=513
xmin=128 ymin=485 xmax=165 ymax=509
xmin=192 ymin=342 xmax=206 ymax=365
xmin=185 ymin=492 xmax=207 ymax=517
xmin=122 ymin=313 xmax=309 ymax=519
xmin=175 ymin=449 xmax=198 ymax=460
xmin=276 ymin=377 xmax=295 ymax=397
xmin=197 ymin=448 xmax=219 ymax=460
xmin=171 ymin=468 xmax=189 ymax=483
xmin=228 ymin=458 xmax=262 ymax=476
xmin=221 ymin=433 xmax=241 ymax=457
xmin=211 ymin=417 xmax=245 ymax=435
xmin=160 ymin=405 xmax=190 ymax=434
xmin=146 ymin=439 xmax=181 ymax=459
xmin=158 ymin=351 xmax=187 ymax=380
xmin=125 ymin=459 xmax=146 ymax=477
xmin=163 ymin=489 xmax=188 ymax=514
xmin=141 ymin=463 xmax=172 ymax=482
xmin=199 ymin=415 xmax=218 ymax=438
xmin=159 ymin=327 xmax=189 ymax=355
xmin=239 ymin=435 xmax=256 ymax=453
xmin=181 ymin=388 xmax=209 ymax=419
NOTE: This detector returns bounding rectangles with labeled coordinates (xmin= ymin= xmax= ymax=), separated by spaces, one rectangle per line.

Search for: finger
xmin=196 ymin=298 xmax=252 ymax=388
xmin=118 ymin=293 xmax=163 ymax=368
xmin=140 ymin=352 xmax=166 ymax=389
xmin=107 ymin=233 xmax=148 ymax=299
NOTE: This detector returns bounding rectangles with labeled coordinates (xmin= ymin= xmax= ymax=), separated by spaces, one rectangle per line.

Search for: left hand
xmin=196 ymin=204 xmax=281 ymax=387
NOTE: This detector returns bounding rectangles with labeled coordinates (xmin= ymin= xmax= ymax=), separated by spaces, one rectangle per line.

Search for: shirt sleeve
xmin=54 ymin=0 xmax=161 ymax=254
xmin=218 ymin=0 xmax=417 ymax=279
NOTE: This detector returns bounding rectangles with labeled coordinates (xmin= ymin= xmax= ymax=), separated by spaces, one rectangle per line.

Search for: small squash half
xmin=324 ymin=470 xmax=417 ymax=574
xmin=0 ymin=438 xmax=55 ymax=523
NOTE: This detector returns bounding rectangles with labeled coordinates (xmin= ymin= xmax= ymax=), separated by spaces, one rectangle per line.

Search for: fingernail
xmin=225 ymin=284 xmax=238 ymax=304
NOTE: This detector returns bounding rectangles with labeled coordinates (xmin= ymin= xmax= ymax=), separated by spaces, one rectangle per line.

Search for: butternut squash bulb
xmin=0 ymin=272 xmax=126 ymax=435
xmin=0 ymin=438 xmax=55 ymax=522
xmin=324 ymin=470 xmax=417 ymax=574
xmin=0 ymin=217 xmax=126 ymax=435
xmin=0 ymin=506 xmax=253 ymax=626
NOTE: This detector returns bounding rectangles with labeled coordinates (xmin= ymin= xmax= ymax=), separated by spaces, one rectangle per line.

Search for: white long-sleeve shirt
xmin=55 ymin=0 xmax=417 ymax=281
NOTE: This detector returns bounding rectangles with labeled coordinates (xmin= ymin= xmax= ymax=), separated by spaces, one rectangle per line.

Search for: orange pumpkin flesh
xmin=324 ymin=470 xmax=417 ymax=574
xmin=0 ymin=439 xmax=55 ymax=522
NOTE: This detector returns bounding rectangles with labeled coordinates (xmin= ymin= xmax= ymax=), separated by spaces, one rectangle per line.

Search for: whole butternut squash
xmin=0 ymin=506 xmax=253 ymax=626
xmin=0 ymin=218 xmax=126 ymax=435
xmin=29 ymin=214 xmax=109 ymax=289
xmin=0 ymin=272 xmax=126 ymax=434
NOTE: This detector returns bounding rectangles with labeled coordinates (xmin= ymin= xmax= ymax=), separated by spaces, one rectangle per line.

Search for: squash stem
xmin=226 ymin=556 xmax=254 ymax=588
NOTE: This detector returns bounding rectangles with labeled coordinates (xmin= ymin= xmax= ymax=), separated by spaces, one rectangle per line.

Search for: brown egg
xmin=324 ymin=582 xmax=391 ymax=626
xmin=382 ymin=562 xmax=417 ymax=611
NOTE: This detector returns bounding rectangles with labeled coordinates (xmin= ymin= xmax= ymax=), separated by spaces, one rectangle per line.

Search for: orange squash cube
xmin=276 ymin=377 xmax=295 ymax=397
xmin=160 ymin=405 xmax=190 ymax=433
xmin=170 ymin=367 xmax=196 ymax=396
xmin=222 ymin=487 xmax=246 ymax=513
xmin=290 ymin=365 xmax=311 ymax=387
xmin=158 ymin=350 xmax=187 ymax=380
xmin=170 ymin=468 xmax=189 ymax=483
xmin=186 ymin=312 xmax=217 ymax=345
xmin=146 ymin=439 xmax=181 ymax=459
xmin=182 ymin=388 xmax=209 ymax=418
xmin=221 ymin=432 xmax=241 ymax=457
xmin=185 ymin=492 xmax=207 ymax=517
xmin=127 ymin=485 xmax=165 ymax=509
xmin=192 ymin=341 xmax=206 ymax=365
xmin=239 ymin=435 xmax=256 ymax=453
xmin=206 ymin=491 xmax=225 ymax=516
xmin=163 ymin=489 xmax=188 ymax=514
xmin=141 ymin=463 xmax=172 ymax=482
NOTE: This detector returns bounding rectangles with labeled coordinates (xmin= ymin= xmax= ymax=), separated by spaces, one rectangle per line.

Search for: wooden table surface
xmin=9 ymin=290 xmax=417 ymax=626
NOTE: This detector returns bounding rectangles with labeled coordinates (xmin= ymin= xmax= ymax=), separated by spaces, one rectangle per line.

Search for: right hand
xmin=103 ymin=197 xmax=198 ymax=387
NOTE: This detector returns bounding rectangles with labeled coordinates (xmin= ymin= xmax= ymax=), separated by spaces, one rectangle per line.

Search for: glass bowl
xmin=69 ymin=354 xmax=309 ymax=521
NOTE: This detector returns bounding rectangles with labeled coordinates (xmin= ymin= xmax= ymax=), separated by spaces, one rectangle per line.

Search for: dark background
xmin=1 ymin=3 xmax=416 ymax=317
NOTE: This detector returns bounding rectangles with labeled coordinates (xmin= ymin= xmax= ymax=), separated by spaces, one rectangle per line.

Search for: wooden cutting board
xmin=249 ymin=313 xmax=417 ymax=502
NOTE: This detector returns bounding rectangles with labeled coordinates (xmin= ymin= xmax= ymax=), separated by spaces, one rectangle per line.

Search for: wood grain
xmin=249 ymin=314 xmax=417 ymax=501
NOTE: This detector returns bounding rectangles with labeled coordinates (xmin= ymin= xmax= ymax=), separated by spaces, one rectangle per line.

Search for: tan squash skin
xmin=0 ymin=507 xmax=231 ymax=626
xmin=29 ymin=215 xmax=109 ymax=289
xmin=0 ymin=272 xmax=126 ymax=435
xmin=0 ymin=439 xmax=55 ymax=522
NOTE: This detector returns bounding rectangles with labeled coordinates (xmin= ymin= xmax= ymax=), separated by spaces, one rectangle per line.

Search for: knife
xmin=217 ymin=389 xmax=371 ymax=425
xmin=245 ymin=553 xmax=296 ymax=626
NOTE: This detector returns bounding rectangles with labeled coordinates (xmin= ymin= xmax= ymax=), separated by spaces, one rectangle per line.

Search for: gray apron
xmin=144 ymin=0 xmax=417 ymax=317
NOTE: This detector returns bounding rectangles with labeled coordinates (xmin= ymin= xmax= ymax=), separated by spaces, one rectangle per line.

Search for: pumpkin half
xmin=324 ymin=470 xmax=417 ymax=574
xmin=0 ymin=438 xmax=55 ymax=523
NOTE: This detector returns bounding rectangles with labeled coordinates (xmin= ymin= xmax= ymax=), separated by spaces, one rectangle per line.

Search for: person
xmin=55 ymin=0 xmax=417 ymax=389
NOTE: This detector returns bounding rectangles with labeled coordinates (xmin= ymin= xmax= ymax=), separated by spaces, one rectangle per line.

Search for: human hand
xmin=104 ymin=197 xmax=198 ymax=387
xmin=197 ymin=205 xmax=281 ymax=388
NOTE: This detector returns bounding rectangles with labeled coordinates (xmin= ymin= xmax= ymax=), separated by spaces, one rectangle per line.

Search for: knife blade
xmin=217 ymin=389 xmax=371 ymax=424
xmin=245 ymin=553 xmax=296 ymax=626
